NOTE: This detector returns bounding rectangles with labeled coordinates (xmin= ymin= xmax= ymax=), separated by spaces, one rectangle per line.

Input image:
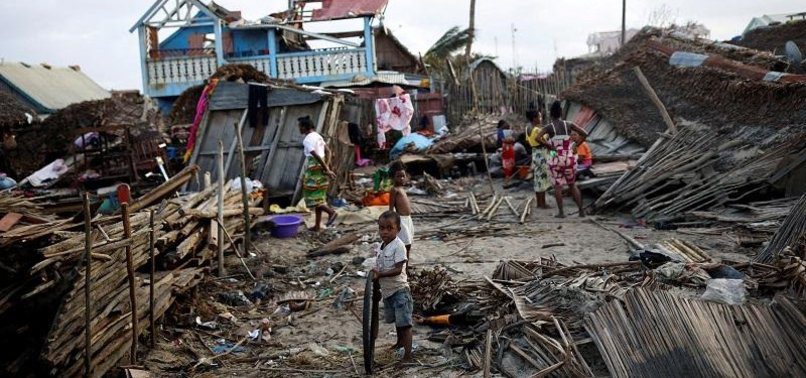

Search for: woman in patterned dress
xmin=533 ymin=101 xmax=588 ymax=218
xmin=299 ymin=116 xmax=337 ymax=231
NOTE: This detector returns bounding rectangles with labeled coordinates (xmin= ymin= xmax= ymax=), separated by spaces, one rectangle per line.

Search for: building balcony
xmin=143 ymin=47 xmax=372 ymax=98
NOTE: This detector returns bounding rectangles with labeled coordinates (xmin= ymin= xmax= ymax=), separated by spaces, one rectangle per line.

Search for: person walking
xmin=298 ymin=116 xmax=337 ymax=231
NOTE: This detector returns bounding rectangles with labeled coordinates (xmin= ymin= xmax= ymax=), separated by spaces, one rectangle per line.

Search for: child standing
xmin=388 ymin=162 xmax=414 ymax=260
xmin=372 ymin=210 xmax=414 ymax=361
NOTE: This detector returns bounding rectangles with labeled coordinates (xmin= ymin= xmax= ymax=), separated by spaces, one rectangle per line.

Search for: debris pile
xmin=734 ymin=19 xmax=806 ymax=53
xmin=563 ymin=28 xmax=806 ymax=149
xmin=587 ymin=289 xmax=805 ymax=377
xmin=0 ymin=91 xmax=35 ymax=128
xmin=594 ymin=123 xmax=806 ymax=222
xmin=8 ymin=93 xmax=163 ymax=179
xmin=0 ymin=166 xmax=263 ymax=377
xmin=409 ymin=251 xmax=806 ymax=377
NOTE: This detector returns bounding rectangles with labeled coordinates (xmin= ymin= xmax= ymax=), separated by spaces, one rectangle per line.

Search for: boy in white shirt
xmin=371 ymin=210 xmax=413 ymax=361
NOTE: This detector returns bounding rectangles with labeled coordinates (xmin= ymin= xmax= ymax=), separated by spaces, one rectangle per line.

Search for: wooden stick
xmin=121 ymin=202 xmax=138 ymax=363
xmin=478 ymin=194 xmax=498 ymax=220
xmin=217 ymin=140 xmax=226 ymax=277
xmin=504 ymin=196 xmax=519 ymax=217
xmin=486 ymin=196 xmax=505 ymax=221
xmin=220 ymin=224 xmax=257 ymax=281
xmin=633 ymin=66 xmax=676 ymax=134
xmin=83 ymin=193 xmax=92 ymax=377
xmin=477 ymin=115 xmax=495 ymax=194
xmin=483 ymin=328 xmax=492 ymax=378
xmin=520 ymin=197 xmax=534 ymax=224
xmin=148 ymin=209 xmax=156 ymax=349
xmin=234 ymin=121 xmax=251 ymax=258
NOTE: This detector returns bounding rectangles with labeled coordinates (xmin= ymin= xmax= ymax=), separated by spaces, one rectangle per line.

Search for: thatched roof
xmin=734 ymin=19 xmax=806 ymax=53
xmin=0 ymin=91 xmax=35 ymax=128
xmin=562 ymin=27 xmax=806 ymax=148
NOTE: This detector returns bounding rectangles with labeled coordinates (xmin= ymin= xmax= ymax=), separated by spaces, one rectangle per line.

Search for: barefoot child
xmin=372 ymin=210 xmax=414 ymax=361
xmin=388 ymin=161 xmax=413 ymax=259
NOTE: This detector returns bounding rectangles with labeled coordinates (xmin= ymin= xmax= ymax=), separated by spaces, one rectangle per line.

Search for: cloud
xmin=0 ymin=0 xmax=801 ymax=90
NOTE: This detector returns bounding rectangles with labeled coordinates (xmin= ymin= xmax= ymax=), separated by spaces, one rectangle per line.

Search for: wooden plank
xmin=0 ymin=212 xmax=23 ymax=232
xmin=633 ymin=66 xmax=677 ymax=134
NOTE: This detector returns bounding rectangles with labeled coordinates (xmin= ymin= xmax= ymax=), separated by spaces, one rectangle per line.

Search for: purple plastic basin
xmin=270 ymin=215 xmax=303 ymax=238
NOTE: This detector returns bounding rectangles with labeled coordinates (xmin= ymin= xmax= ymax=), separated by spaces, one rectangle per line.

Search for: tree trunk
xmin=465 ymin=0 xmax=477 ymax=60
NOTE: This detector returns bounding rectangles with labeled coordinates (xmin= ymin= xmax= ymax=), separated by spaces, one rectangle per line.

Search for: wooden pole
xmin=82 ymin=193 xmax=92 ymax=377
xmin=632 ymin=66 xmax=677 ymax=133
xmin=121 ymin=202 xmax=138 ymax=363
xmin=464 ymin=0 xmax=476 ymax=60
xmin=217 ymin=140 xmax=226 ymax=277
xmin=483 ymin=328 xmax=492 ymax=378
xmin=477 ymin=117 xmax=495 ymax=194
xmin=621 ymin=0 xmax=627 ymax=46
xmin=148 ymin=209 xmax=156 ymax=348
xmin=234 ymin=122 xmax=251 ymax=257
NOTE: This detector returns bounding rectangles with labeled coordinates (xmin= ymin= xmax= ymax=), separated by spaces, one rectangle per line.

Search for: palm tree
xmin=465 ymin=0 xmax=476 ymax=60
xmin=423 ymin=26 xmax=473 ymax=71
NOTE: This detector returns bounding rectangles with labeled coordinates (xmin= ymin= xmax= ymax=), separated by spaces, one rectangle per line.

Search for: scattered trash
xmin=332 ymin=287 xmax=355 ymax=310
xmin=211 ymin=341 xmax=247 ymax=354
xmin=308 ymin=342 xmax=330 ymax=357
xmin=218 ymin=291 xmax=253 ymax=307
xmin=249 ymin=282 xmax=272 ymax=301
xmin=272 ymin=304 xmax=291 ymax=317
xmin=194 ymin=316 xmax=218 ymax=330
xmin=333 ymin=345 xmax=357 ymax=354
xmin=218 ymin=312 xmax=238 ymax=323
xmin=260 ymin=318 xmax=272 ymax=342
xmin=701 ymin=278 xmax=747 ymax=305
xmin=351 ymin=256 xmax=366 ymax=266
xmin=317 ymin=288 xmax=333 ymax=300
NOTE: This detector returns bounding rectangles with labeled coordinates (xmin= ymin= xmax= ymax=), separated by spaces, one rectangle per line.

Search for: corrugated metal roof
xmin=0 ymin=62 xmax=110 ymax=113
xmin=311 ymin=0 xmax=388 ymax=21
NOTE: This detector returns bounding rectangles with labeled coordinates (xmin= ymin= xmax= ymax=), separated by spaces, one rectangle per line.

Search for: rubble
xmin=0 ymin=168 xmax=262 ymax=377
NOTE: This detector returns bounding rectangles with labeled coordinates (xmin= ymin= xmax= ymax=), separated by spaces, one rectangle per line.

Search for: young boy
xmin=372 ymin=210 xmax=414 ymax=362
xmin=388 ymin=161 xmax=414 ymax=260
xmin=571 ymin=130 xmax=593 ymax=179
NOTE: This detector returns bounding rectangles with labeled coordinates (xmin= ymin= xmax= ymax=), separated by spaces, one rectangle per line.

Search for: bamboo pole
xmin=234 ymin=122 xmax=251 ymax=257
xmin=121 ymin=202 xmax=138 ymax=363
xmin=82 ymin=193 xmax=92 ymax=377
xmin=148 ymin=209 xmax=156 ymax=348
xmin=483 ymin=328 xmax=492 ymax=378
xmin=217 ymin=140 xmax=226 ymax=277
xmin=633 ymin=66 xmax=677 ymax=134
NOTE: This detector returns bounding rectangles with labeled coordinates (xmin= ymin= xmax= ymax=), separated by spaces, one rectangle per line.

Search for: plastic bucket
xmin=269 ymin=215 xmax=303 ymax=238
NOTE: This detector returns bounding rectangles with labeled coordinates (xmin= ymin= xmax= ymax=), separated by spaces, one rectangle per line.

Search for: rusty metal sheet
xmin=311 ymin=0 xmax=388 ymax=21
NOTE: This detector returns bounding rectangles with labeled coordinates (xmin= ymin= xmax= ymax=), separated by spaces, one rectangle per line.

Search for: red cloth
xmin=502 ymin=142 xmax=515 ymax=178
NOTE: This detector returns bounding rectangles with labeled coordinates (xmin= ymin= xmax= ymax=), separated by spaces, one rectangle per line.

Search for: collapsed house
xmin=182 ymin=80 xmax=351 ymax=203
xmin=557 ymin=27 xmax=806 ymax=224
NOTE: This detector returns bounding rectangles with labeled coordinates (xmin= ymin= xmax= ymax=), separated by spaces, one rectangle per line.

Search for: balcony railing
xmin=146 ymin=55 xmax=218 ymax=86
xmin=144 ymin=47 xmax=370 ymax=94
xmin=277 ymin=48 xmax=366 ymax=80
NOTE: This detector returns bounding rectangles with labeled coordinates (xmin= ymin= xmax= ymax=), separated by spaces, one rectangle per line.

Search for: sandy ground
xmin=141 ymin=181 xmax=756 ymax=377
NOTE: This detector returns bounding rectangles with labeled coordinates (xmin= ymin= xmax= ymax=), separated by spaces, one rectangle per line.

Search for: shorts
xmin=398 ymin=215 xmax=414 ymax=246
xmin=383 ymin=288 xmax=413 ymax=328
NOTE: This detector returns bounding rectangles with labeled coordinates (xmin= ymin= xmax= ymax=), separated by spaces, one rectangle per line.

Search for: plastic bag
xmin=701 ymin=278 xmax=746 ymax=305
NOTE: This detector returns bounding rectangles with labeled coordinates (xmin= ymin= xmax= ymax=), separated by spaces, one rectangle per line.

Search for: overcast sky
xmin=0 ymin=0 xmax=801 ymax=91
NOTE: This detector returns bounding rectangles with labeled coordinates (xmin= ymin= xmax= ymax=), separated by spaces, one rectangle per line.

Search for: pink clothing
xmin=547 ymin=121 xmax=578 ymax=186
xmin=375 ymin=94 xmax=414 ymax=148
xmin=184 ymin=79 xmax=219 ymax=162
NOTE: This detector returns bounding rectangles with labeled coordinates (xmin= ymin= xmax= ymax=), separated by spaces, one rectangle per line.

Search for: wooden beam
xmin=633 ymin=66 xmax=677 ymax=134
xmin=274 ymin=24 xmax=361 ymax=47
